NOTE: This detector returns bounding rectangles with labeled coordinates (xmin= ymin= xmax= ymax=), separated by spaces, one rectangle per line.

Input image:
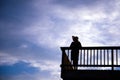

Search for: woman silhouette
xmin=70 ymin=36 xmax=82 ymax=70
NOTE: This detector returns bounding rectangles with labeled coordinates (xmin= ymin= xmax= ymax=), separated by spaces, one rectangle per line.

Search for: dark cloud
xmin=0 ymin=0 xmax=53 ymax=38
xmin=0 ymin=0 xmax=33 ymax=20
xmin=0 ymin=61 xmax=38 ymax=75
xmin=53 ymin=0 xmax=116 ymax=12
xmin=0 ymin=0 xmax=35 ymax=37
xmin=0 ymin=37 xmax=58 ymax=61
xmin=53 ymin=0 xmax=101 ymax=8
xmin=0 ymin=0 xmax=44 ymax=31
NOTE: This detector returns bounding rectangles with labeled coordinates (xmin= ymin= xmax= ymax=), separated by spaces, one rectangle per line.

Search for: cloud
xmin=53 ymin=0 xmax=100 ymax=8
xmin=0 ymin=51 xmax=61 ymax=79
xmin=0 ymin=52 xmax=19 ymax=65
xmin=0 ymin=72 xmax=60 ymax=80
xmin=28 ymin=60 xmax=60 ymax=76
xmin=21 ymin=4 xmax=120 ymax=48
xmin=1 ymin=0 xmax=120 ymax=48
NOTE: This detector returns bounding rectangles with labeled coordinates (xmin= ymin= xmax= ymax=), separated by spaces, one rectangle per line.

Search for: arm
xmin=70 ymin=42 xmax=74 ymax=48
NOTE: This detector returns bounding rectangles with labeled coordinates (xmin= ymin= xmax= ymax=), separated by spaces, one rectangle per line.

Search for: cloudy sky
xmin=0 ymin=0 xmax=120 ymax=80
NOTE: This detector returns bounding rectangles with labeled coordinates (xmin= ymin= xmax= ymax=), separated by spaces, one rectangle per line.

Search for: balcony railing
xmin=60 ymin=46 xmax=120 ymax=71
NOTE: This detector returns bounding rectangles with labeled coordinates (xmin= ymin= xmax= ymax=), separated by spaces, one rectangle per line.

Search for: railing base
xmin=62 ymin=70 xmax=120 ymax=80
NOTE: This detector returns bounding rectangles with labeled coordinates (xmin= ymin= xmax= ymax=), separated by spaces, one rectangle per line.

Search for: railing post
xmin=61 ymin=47 xmax=65 ymax=69
xmin=60 ymin=47 xmax=73 ymax=71
xmin=111 ymin=49 xmax=114 ymax=70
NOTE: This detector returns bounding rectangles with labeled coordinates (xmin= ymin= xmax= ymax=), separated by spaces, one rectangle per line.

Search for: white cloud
xmin=0 ymin=52 xmax=19 ymax=65
xmin=0 ymin=51 xmax=61 ymax=80
xmin=20 ymin=0 xmax=120 ymax=48
xmin=28 ymin=60 xmax=60 ymax=76
xmin=19 ymin=44 xmax=28 ymax=48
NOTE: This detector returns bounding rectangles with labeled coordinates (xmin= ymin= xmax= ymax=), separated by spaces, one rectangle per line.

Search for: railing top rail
xmin=61 ymin=46 xmax=120 ymax=50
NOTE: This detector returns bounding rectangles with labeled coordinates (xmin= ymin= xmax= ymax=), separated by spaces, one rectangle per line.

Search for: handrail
xmin=61 ymin=46 xmax=120 ymax=49
xmin=60 ymin=46 xmax=120 ymax=70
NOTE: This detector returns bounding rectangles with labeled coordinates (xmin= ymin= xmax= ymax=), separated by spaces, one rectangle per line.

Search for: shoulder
xmin=78 ymin=41 xmax=81 ymax=44
xmin=70 ymin=42 xmax=74 ymax=45
xmin=78 ymin=41 xmax=82 ymax=46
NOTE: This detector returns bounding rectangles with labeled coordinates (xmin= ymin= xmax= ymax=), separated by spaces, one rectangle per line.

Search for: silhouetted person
xmin=70 ymin=36 xmax=82 ymax=70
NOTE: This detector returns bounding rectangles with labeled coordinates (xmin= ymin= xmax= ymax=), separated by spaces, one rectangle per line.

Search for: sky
xmin=0 ymin=0 xmax=120 ymax=80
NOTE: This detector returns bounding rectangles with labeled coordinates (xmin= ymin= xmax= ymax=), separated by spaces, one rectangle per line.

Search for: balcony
xmin=60 ymin=46 xmax=120 ymax=80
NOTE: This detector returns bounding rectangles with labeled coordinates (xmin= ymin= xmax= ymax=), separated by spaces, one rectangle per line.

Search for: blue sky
xmin=0 ymin=0 xmax=120 ymax=80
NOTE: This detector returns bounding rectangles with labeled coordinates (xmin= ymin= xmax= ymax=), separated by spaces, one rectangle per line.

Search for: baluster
xmin=93 ymin=49 xmax=95 ymax=65
xmin=97 ymin=49 xmax=98 ymax=65
xmin=67 ymin=49 xmax=69 ymax=60
xmin=84 ymin=49 xmax=85 ymax=65
xmin=80 ymin=49 xmax=82 ymax=65
xmin=107 ymin=49 xmax=109 ymax=65
xmin=87 ymin=49 xmax=89 ymax=65
xmin=116 ymin=49 xmax=118 ymax=65
xmin=100 ymin=49 xmax=102 ymax=65
xmin=90 ymin=49 xmax=92 ymax=65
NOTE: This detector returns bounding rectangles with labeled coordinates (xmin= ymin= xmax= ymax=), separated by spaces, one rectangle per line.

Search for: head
xmin=72 ymin=36 xmax=79 ymax=42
